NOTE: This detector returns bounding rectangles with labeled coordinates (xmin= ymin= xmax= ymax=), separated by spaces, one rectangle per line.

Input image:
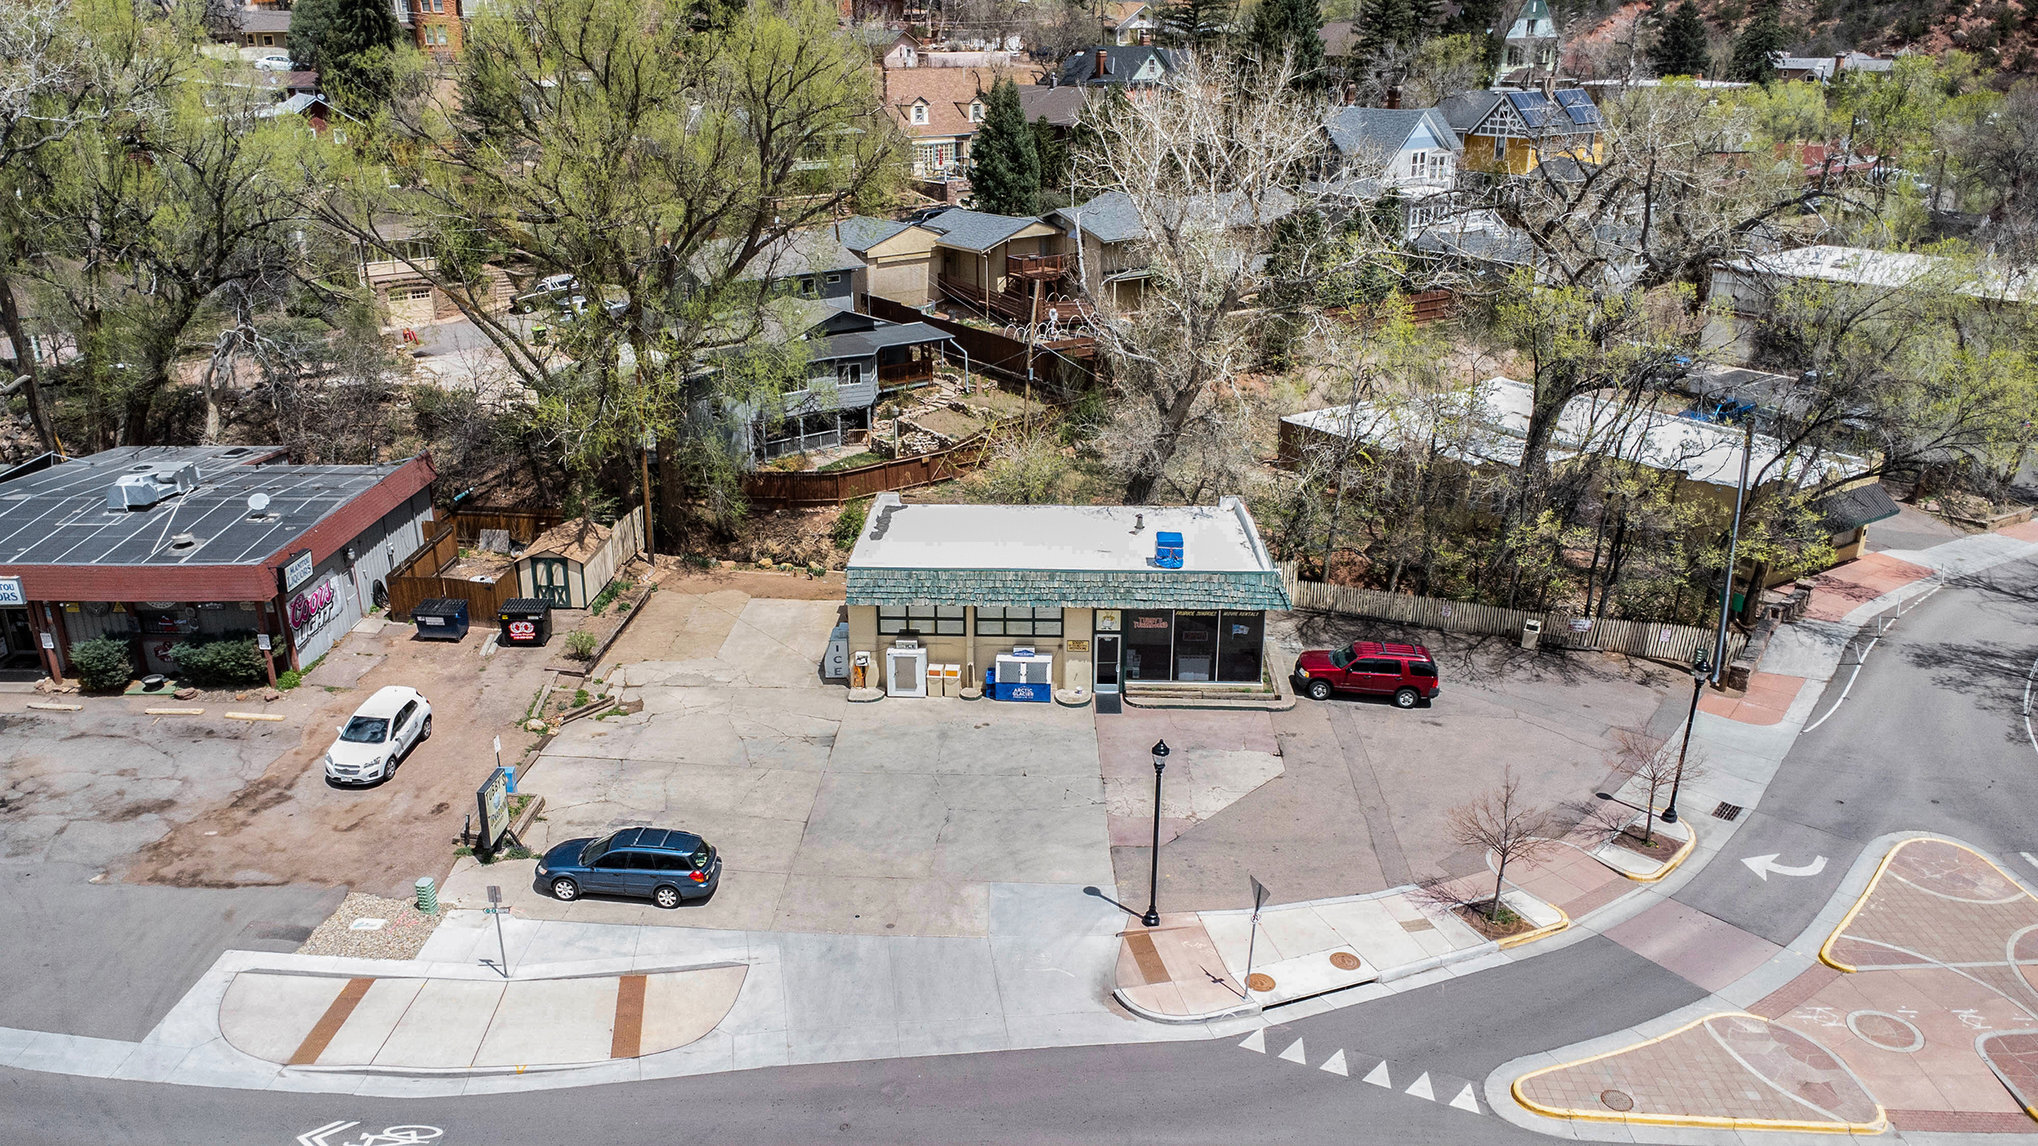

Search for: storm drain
xmin=1712 ymin=802 xmax=1744 ymax=822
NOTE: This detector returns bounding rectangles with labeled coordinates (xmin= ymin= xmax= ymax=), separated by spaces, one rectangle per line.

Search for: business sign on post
xmin=0 ymin=576 xmax=23 ymax=607
xmin=280 ymin=549 xmax=316 ymax=594
xmin=475 ymin=767 xmax=512 ymax=853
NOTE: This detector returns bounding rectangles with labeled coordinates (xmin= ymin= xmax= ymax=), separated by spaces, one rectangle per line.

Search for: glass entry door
xmin=1093 ymin=634 xmax=1121 ymax=694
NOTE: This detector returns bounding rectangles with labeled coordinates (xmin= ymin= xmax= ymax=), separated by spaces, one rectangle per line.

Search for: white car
xmin=251 ymin=54 xmax=294 ymax=71
xmin=324 ymin=686 xmax=432 ymax=785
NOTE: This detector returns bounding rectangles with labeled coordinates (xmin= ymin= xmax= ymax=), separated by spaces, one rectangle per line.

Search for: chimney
xmin=1384 ymin=85 xmax=1401 ymax=109
xmin=1832 ymin=54 xmax=1844 ymax=77
xmin=1095 ymin=48 xmax=1109 ymax=78
xmin=1342 ymin=81 xmax=1358 ymax=106
xmin=1139 ymin=28 xmax=1151 ymax=45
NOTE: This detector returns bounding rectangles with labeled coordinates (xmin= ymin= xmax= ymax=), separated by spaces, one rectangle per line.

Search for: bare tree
xmin=1077 ymin=55 xmax=1394 ymax=503
xmin=1580 ymin=725 xmax=1706 ymax=847
xmin=1445 ymin=767 xmax=1557 ymax=923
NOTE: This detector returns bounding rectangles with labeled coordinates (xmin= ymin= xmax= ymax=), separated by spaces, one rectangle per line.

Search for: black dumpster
xmin=498 ymin=598 xmax=553 ymax=648
xmin=411 ymin=598 xmax=470 ymax=641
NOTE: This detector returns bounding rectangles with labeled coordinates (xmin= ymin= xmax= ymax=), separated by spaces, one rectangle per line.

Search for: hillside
xmin=1558 ymin=0 xmax=2038 ymax=75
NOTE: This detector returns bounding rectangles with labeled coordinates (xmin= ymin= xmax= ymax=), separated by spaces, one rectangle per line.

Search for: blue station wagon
xmin=536 ymin=827 xmax=722 ymax=908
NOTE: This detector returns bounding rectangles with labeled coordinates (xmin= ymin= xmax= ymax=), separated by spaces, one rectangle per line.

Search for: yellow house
xmin=1438 ymin=88 xmax=1604 ymax=176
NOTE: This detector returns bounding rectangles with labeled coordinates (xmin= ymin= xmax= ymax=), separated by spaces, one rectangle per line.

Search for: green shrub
xmin=70 ymin=636 xmax=136 ymax=692
xmin=682 ymin=552 xmax=715 ymax=570
xmin=565 ymin=629 xmax=598 ymax=660
xmin=170 ymin=636 xmax=267 ymax=688
xmin=833 ymin=497 xmax=871 ymax=550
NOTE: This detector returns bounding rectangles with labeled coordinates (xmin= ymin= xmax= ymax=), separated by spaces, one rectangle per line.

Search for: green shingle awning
xmin=846 ymin=567 xmax=1291 ymax=610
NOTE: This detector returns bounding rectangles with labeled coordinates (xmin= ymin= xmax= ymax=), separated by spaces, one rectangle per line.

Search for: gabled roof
xmin=1503 ymin=88 xmax=1603 ymax=130
xmin=1017 ymin=83 xmax=1085 ymax=129
xmin=1323 ymin=106 xmax=1462 ymax=159
xmin=882 ymin=65 xmax=1002 ymax=140
xmin=523 ymin=518 xmax=612 ymax=564
xmin=1437 ymin=91 xmax=1504 ymax=134
xmin=1058 ymin=45 xmax=1184 ymax=86
xmin=917 ymin=208 xmax=1052 ymax=253
xmin=1812 ymin=483 xmax=1901 ymax=531
xmin=1050 ymin=191 xmax=1144 ymax=244
xmin=1506 ymin=0 xmax=1556 ymax=41
xmin=832 ymin=216 xmax=913 ymax=254
xmin=740 ymin=228 xmax=864 ymax=283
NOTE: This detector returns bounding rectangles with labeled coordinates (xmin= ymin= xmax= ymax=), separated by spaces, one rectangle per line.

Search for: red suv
xmin=1293 ymin=641 xmax=1440 ymax=708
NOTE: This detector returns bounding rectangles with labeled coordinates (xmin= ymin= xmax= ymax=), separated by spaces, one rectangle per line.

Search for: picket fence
xmin=1279 ymin=564 xmax=1746 ymax=665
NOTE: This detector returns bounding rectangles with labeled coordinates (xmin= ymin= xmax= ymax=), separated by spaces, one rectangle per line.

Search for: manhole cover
xmin=1329 ymin=951 xmax=1362 ymax=971
xmin=1599 ymin=1089 xmax=1634 ymax=1112
xmin=1247 ymin=973 xmax=1276 ymax=992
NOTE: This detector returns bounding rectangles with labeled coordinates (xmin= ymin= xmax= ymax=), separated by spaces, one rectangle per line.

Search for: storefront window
xmin=1123 ymin=609 xmax=1172 ymax=681
xmin=1216 ymin=610 xmax=1264 ymax=682
xmin=1173 ymin=611 xmax=1218 ymax=681
xmin=974 ymin=607 xmax=1061 ymax=637
xmin=879 ymin=605 xmax=964 ymax=636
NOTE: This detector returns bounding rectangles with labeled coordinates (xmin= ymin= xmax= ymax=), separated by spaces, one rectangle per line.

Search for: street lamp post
xmin=1661 ymin=653 xmax=1709 ymax=826
xmin=1142 ymin=740 xmax=1170 ymax=927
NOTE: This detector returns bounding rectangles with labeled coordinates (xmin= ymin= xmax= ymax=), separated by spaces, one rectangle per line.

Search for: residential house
xmin=882 ymin=66 xmax=1005 ymax=180
xmin=1048 ymin=192 xmax=1149 ymax=308
xmin=396 ymin=0 xmax=463 ymax=58
xmin=1101 ymin=1 xmax=1158 ymax=45
xmin=1437 ymin=87 xmax=1603 ymax=176
xmin=878 ymin=31 xmax=921 ymax=69
xmin=1773 ymin=52 xmax=1897 ymax=83
xmin=834 ymin=217 xmax=939 ymax=307
xmin=920 ymin=209 xmax=1086 ymax=326
xmin=1320 ymin=105 xmax=1463 ymax=236
xmin=1057 ymin=45 xmax=1185 ymax=89
xmin=1709 ymin=244 xmax=2038 ymax=359
xmin=222 ymin=3 xmax=293 ymax=56
xmin=1017 ymin=84 xmax=1086 ymax=132
xmin=744 ymin=299 xmax=955 ymax=459
xmin=1496 ymin=0 xmax=1561 ymax=88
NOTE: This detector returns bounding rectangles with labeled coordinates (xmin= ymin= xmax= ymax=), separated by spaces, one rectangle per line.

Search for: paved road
xmin=1676 ymin=559 xmax=2038 ymax=945
xmin=1 ymin=558 xmax=2032 ymax=1144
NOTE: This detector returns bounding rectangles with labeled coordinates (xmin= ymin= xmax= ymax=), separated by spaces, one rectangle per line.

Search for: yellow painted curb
xmin=1616 ymin=819 xmax=1698 ymax=883
xmin=26 ymin=701 xmax=83 ymax=712
xmin=144 ymin=707 xmax=205 ymax=716
xmin=1511 ymin=1011 xmax=1889 ymax=1135
xmin=1497 ymin=902 xmax=1571 ymax=949
xmin=224 ymin=711 xmax=286 ymax=722
xmin=1819 ymin=836 xmax=2028 ymax=973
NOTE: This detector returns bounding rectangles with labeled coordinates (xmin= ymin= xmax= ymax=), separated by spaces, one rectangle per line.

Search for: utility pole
xmin=640 ymin=430 xmax=656 ymax=561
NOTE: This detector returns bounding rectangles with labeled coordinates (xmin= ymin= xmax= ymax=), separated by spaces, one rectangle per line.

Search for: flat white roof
xmin=1285 ymin=376 xmax=1850 ymax=489
xmin=846 ymin=494 xmax=1277 ymax=574
xmin=1722 ymin=244 xmax=2038 ymax=304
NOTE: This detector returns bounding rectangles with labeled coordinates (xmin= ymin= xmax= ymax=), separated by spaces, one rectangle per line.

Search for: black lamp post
xmin=1661 ymin=653 xmax=1710 ymax=826
xmin=1142 ymin=739 xmax=1170 ymax=927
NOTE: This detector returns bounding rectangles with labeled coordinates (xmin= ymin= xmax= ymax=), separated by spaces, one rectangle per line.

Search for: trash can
xmin=498 ymin=598 xmax=553 ymax=648
xmin=1520 ymin=617 xmax=1542 ymax=651
xmin=412 ymin=598 xmax=470 ymax=641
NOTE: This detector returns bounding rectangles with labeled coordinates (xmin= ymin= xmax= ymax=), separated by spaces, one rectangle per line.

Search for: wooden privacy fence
xmin=742 ymin=434 xmax=998 ymax=508
xmin=580 ymin=506 xmax=646 ymax=596
xmin=446 ymin=508 xmax=562 ymax=546
xmin=1279 ymin=564 xmax=1746 ymax=665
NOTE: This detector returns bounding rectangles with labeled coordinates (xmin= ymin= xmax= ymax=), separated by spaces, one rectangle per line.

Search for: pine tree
xmin=1243 ymin=0 xmax=1326 ymax=88
xmin=1357 ymin=0 xmax=1417 ymax=55
xmin=1726 ymin=0 xmax=1787 ymax=83
xmin=967 ymin=77 xmax=1041 ymax=218
xmin=289 ymin=0 xmax=402 ymax=110
xmin=1650 ymin=1 xmax=1711 ymax=77
xmin=1160 ymin=0 xmax=1235 ymax=51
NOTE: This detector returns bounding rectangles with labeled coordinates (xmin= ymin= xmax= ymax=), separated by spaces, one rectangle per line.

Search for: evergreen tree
xmin=1160 ymin=0 xmax=1234 ymax=51
xmin=1650 ymin=1 xmax=1710 ymax=77
xmin=1243 ymin=0 xmax=1326 ymax=88
xmin=1726 ymin=0 xmax=1786 ymax=83
xmin=1357 ymin=0 xmax=1417 ymax=56
xmin=967 ymin=77 xmax=1040 ymax=217
xmin=289 ymin=0 xmax=402 ymax=110
xmin=1033 ymin=116 xmax=1071 ymax=204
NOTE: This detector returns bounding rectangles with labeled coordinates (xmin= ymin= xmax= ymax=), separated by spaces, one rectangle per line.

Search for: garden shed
xmin=511 ymin=509 xmax=645 ymax=609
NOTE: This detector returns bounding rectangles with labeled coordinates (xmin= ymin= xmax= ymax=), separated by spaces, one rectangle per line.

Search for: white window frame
xmin=911 ymin=102 xmax=929 ymax=126
xmin=969 ymin=101 xmax=984 ymax=122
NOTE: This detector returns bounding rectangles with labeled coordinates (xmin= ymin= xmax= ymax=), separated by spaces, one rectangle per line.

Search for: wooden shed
xmin=512 ymin=509 xmax=644 ymax=608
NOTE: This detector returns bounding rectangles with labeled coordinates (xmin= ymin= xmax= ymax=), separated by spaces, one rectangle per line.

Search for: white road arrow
xmin=1742 ymin=853 xmax=1828 ymax=881
xmin=297 ymin=1122 xmax=359 ymax=1146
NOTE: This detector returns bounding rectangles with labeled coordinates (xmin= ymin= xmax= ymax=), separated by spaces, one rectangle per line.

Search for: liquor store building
xmin=843 ymin=494 xmax=1290 ymax=696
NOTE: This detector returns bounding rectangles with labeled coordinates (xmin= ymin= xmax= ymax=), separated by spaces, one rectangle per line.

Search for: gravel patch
xmin=296 ymin=892 xmax=444 ymax=960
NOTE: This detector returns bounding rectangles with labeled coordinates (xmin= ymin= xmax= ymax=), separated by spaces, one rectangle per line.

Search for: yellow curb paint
xmin=26 ymin=702 xmax=82 ymax=712
xmin=144 ymin=707 xmax=205 ymax=716
xmin=1816 ymin=837 xmax=2023 ymax=973
xmin=1510 ymin=1010 xmax=1889 ymax=1135
xmin=1497 ymin=903 xmax=1571 ymax=950
xmin=225 ymin=711 xmax=286 ymax=722
xmin=1616 ymin=820 xmax=1698 ymax=884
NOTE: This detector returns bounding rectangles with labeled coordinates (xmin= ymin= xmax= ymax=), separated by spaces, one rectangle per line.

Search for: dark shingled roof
xmin=1323 ymin=106 xmax=1462 ymax=159
xmin=919 ymin=208 xmax=1046 ymax=253
xmin=1813 ymin=483 xmax=1902 ymax=531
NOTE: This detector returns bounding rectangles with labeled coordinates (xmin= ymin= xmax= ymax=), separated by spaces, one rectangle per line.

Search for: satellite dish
xmin=246 ymin=492 xmax=271 ymax=513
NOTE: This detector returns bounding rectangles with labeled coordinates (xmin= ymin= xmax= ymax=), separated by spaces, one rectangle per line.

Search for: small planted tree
xmin=70 ymin=636 xmax=136 ymax=693
xmin=1584 ymin=725 xmax=1707 ymax=848
xmin=1445 ymin=767 xmax=1557 ymax=924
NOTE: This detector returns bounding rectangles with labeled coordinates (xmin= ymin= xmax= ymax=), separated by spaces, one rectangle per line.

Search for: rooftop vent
xmin=1152 ymin=531 xmax=1183 ymax=569
xmin=165 ymin=532 xmax=202 ymax=553
xmin=105 ymin=463 xmax=199 ymax=511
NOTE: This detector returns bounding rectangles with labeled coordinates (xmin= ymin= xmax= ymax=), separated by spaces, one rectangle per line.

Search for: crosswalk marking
xmin=1242 ymin=1027 xmax=1483 ymax=1117
xmin=1363 ymin=1061 xmax=1391 ymax=1087
xmin=1238 ymin=1029 xmax=1266 ymax=1053
xmin=1320 ymin=1049 xmax=1348 ymax=1076
xmin=1406 ymin=1072 xmax=1434 ymax=1101
xmin=1449 ymin=1082 xmax=1480 ymax=1112
xmin=1278 ymin=1037 xmax=1308 ymax=1064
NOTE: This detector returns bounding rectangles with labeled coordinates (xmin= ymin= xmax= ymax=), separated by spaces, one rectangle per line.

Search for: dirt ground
xmin=119 ymin=616 xmax=556 ymax=899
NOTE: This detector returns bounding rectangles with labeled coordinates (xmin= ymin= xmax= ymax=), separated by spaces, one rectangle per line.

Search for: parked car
xmin=1292 ymin=641 xmax=1440 ymax=707
xmin=537 ymin=827 xmax=721 ymax=909
xmin=324 ymin=686 xmax=432 ymax=784
xmin=251 ymin=53 xmax=294 ymax=71
xmin=510 ymin=273 xmax=578 ymax=314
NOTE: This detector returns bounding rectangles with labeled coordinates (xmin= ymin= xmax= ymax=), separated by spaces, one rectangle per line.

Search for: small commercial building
xmin=0 ymin=446 xmax=434 ymax=681
xmin=843 ymin=494 xmax=1290 ymax=696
